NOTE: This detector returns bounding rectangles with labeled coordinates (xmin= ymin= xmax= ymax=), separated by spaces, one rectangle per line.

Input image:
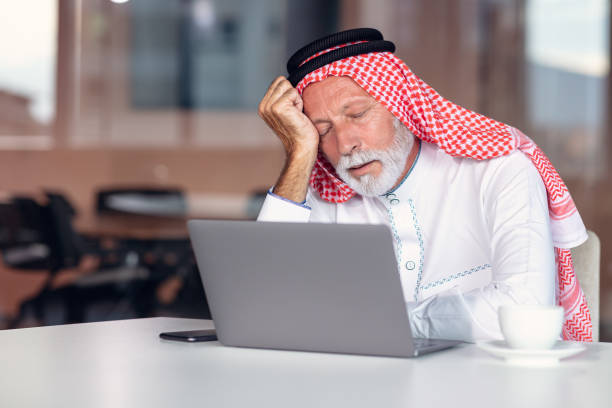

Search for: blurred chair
xmin=1 ymin=194 xmax=81 ymax=277
xmin=45 ymin=193 xmax=85 ymax=271
xmin=96 ymin=187 xmax=187 ymax=217
xmin=571 ymin=230 xmax=600 ymax=342
xmin=1 ymin=192 xmax=156 ymax=327
xmin=1 ymin=193 xmax=85 ymax=327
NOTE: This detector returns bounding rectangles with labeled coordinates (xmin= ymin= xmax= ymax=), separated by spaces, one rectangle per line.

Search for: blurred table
xmin=76 ymin=192 xmax=253 ymax=240
xmin=0 ymin=317 xmax=611 ymax=408
xmin=76 ymin=212 xmax=191 ymax=240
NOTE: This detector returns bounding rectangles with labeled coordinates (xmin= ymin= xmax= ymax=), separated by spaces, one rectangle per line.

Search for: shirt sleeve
xmin=406 ymin=152 xmax=556 ymax=342
xmin=256 ymin=188 xmax=312 ymax=222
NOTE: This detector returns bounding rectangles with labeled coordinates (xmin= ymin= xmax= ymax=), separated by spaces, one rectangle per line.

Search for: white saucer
xmin=476 ymin=340 xmax=586 ymax=366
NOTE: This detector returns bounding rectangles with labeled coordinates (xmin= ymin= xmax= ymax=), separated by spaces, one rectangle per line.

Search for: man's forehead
xmin=302 ymin=75 xmax=374 ymax=109
xmin=304 ymin=75 xmax=368 ymax=94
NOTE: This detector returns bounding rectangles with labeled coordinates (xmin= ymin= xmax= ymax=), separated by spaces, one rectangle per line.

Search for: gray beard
xmin=333 ymin=118 xmax=415 ymax=196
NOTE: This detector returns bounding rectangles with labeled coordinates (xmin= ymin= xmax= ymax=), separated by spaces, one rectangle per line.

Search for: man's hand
xmin=258 ymin=76 xmax=319 ymax=203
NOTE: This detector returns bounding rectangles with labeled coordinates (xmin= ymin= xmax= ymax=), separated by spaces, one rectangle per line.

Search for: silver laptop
xmin=187 ymin=220 xmax=461 ymax=358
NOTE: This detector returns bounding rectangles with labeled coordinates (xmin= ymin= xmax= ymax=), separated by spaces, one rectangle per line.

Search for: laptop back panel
xmin=188 ymin=220 xmax=416 ymax=357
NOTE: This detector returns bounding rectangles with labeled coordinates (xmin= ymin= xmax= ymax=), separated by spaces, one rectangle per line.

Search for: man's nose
xmin=335 ymin=122 xmax=361 ymax=156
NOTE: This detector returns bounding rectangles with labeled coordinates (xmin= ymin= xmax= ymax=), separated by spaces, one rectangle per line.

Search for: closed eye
xmin=318 ymin=126 xmax=332 ymax=137
xmin=349 ymin=107 xmax=370 ymax=119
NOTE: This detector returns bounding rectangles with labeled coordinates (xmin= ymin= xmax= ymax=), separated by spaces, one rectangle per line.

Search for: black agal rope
xmin=287 ymin=28 xmax=396 ymax=87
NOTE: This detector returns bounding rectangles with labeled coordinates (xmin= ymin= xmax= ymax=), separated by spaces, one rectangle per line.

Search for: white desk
xmin=0 ymin=318 xmax=610 ymax=408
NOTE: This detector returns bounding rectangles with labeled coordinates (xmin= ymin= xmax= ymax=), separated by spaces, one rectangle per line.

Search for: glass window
xmin=70 ymin=0 xmax=338 ymax=147
xmin=0 ymin=1 xmax=57 ymax=145
xmin=526 ymin=0 xmax=609 ymax=179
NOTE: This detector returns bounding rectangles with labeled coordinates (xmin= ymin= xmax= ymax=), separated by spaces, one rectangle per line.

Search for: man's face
xmin=302 ymin=75 xmax=414 ymax=196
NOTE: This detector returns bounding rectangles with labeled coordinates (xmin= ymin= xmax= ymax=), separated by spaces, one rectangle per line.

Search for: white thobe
xmin=257 ymin=141 xmax=556 ymax=342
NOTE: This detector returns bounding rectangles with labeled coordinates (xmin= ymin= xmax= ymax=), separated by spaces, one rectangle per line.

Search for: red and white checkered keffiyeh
xmin=295 ymin=48 xmax=592 ymax=342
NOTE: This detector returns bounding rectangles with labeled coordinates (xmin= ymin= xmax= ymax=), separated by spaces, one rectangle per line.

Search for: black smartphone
xmin=159 ymin=329 xmax=218 ymax=342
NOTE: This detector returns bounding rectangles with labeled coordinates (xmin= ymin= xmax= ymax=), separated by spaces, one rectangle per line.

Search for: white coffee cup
xmin=498 ymin=305 xmax=564 ymax=350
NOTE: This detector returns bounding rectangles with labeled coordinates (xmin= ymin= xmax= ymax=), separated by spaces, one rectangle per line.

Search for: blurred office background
xmin=0 ymin=0 xmax=610 ymax=339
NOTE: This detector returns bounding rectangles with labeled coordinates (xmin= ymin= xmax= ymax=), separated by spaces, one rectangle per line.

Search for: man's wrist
xmin=268 ymin=188 xmax=310 ymax=208
xmin=287 ymin=147 xmax=317 ymax=167
xmin=271 ymin=183 xmax=309 ymax=203
xmin=269 ymin=144 xmax=317 ymax=204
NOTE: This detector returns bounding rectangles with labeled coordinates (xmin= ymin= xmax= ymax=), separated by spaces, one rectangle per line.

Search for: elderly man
xmin=256 ymin=28 xmax=592 ymax=342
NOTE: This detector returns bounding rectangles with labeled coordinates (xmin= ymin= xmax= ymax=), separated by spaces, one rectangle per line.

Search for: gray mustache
xmin=337 ymin=150 xmax=383 ymax=171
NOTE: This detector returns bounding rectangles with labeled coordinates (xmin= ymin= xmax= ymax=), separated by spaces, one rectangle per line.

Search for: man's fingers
xmin=281 ymin=87 xmax=303 ymax=111
xmin=265 ymin=79 xmax=294 ymax=110
xmin=259 ymin=76 xmax=288 ymax=115
xmin=258 ymin=76 xmax=314 ymax=151
xmin=269 ymin=87 xmax=302 ymax=117
xmin=260 ymin=83 xmax=298 ymax=125
xmin=268 ymin=75 xmax=286 ymax=90
xmin=257 ymin=76 xmax=318 ymax=160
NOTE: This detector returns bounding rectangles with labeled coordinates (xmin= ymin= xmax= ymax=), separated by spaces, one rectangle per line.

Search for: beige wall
xmin=0 ymin=147 xmax=284 ymax=211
